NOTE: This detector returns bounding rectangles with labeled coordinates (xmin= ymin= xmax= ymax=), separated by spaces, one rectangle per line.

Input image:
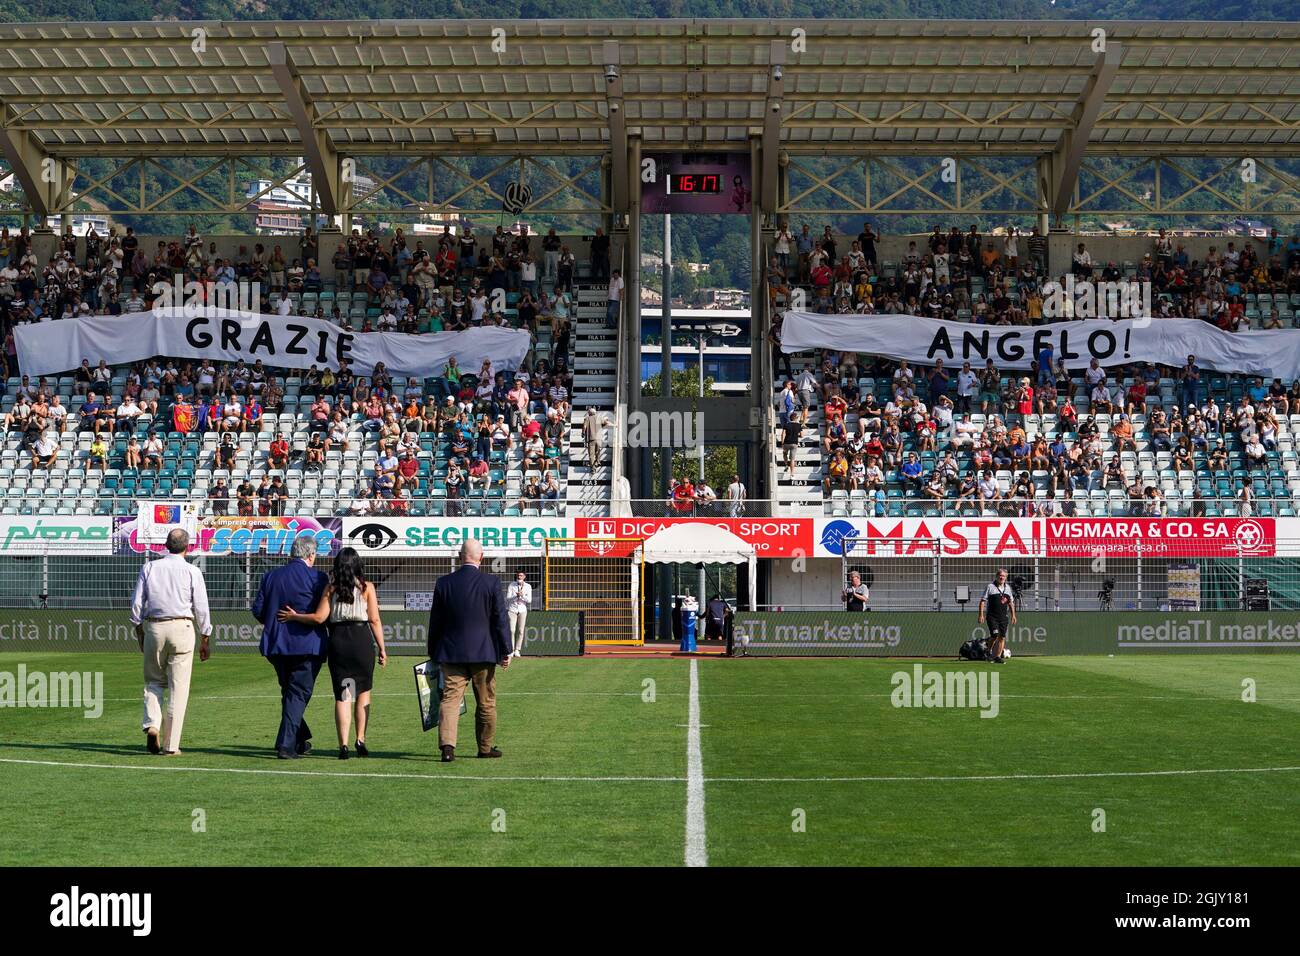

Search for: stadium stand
xmin=0 ymin=225 xmax=616 ymax=518
xmin=769 ymin=224 xmax=1300 ymax=518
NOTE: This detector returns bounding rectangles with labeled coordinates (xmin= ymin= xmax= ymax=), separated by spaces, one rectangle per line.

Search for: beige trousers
xmin=438 ymin=663 xmax=497 ymax=752
xmin=142 ymin=619 xmax=196 ymax=753
xmin=509 ymin=609 xmax=528 ymax=654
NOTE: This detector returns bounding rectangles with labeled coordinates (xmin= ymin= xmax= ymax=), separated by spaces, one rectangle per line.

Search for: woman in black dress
xmin=278 ymin=547 xmax=387 ymax=759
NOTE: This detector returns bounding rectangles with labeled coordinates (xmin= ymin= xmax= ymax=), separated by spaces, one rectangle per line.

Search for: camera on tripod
xmin=1097 ymin=578 xmax=1115 ymax=611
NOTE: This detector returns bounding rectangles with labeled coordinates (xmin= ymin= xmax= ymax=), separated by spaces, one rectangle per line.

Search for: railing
xmin=1 ymin=494 xmax=1288 ymax=520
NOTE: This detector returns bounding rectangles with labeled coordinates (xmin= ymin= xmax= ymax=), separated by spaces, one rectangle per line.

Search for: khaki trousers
xmin=508 ymin=610 xmax=528 ymax=654
xmin=438 ymin=663 xmax=497 ymax=752
xmin=142 ymin=619 xmax=196 ymax=753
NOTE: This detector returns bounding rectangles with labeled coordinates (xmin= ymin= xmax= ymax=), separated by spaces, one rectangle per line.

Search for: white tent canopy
xmin=640 ymin=523 xmax=756 ymax=611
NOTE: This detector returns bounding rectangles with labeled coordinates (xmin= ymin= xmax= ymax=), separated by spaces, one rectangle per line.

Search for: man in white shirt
xmin=221 ymin=394 xmax=242 ymax=432
xmin=47 ymin=395 xmax=68 ymax=433
xmin=115 ymin=396 xmax=141 ymax=432
xmin=197 ymin=362 xmax=216 ymax=397
xmin=129 ymin=528 xmax=212 ymax=755
xmin=956 ymin=362 xmax=979 ymax=413
xmin=30 ymin=429 xmax=58 ymax=469
xmin=605 ymin=269 xmax=624 ymax=329
xmin=506 ymin=571 xmax=533 ymax=658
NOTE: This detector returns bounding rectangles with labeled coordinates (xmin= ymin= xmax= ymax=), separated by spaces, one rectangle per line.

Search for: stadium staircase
xmin=564 ymin=284 xmax=616 ymax=515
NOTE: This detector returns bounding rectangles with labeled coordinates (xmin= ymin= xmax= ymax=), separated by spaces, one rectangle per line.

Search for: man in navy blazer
xmin=427 ymin=539 xmax=511 ymax=762
xmin=252 ymin=535 xmax=329 ymax=759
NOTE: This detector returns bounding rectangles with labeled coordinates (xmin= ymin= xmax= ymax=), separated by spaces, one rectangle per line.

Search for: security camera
xmin=772 ymin=64 xmax=782 ymax=82
xmin=771 ymin=100 xmax=782 ymax=113
xmin=610 ymin=101 xmax=620 ymax=112
xmin=605 ymin=64 xmax=619 ymax=82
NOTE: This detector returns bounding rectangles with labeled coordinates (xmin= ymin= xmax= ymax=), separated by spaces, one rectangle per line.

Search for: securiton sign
xmin=574 ymin=517 xmax=813 ymax=558
xmin=340 ymin=518 xmax=573 ymax=555
xmin=1044 ymin=517 xmax=1275 ymax=558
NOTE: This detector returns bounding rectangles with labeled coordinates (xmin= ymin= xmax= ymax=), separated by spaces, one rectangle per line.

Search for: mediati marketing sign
xmin=730 ymin=612 xmax=1300 ymax=657
xmin=0 ymin=609 xmax=584 ymax=656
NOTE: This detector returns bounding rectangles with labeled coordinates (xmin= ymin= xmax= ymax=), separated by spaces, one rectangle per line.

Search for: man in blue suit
xmin=428 ymin=539 xmax=511 ymax=762
xmin=252 ymin=535 xmax=329 ymax=759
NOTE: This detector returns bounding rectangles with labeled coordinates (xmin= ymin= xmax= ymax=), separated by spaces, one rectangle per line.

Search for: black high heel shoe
xmin=338 ymin=745 xmax=350 ymax=760
xmin=354 ymin=740 xmax=369 ymax=757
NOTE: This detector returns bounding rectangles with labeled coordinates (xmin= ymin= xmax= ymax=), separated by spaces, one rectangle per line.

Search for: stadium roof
xmin=0 ymin=18 xmax=1297 ymax=159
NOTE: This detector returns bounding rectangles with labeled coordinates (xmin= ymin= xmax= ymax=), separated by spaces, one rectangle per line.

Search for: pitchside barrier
xmin=0 ymin=609 xmax=584 ymax=657
xmin=731 ymin=611 xmax=1300 ymax=657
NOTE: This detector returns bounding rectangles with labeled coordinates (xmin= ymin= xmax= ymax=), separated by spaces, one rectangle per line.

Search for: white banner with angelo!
xmin=13 ymin=307 xmax=533 ymax=378
xmin=779 ymin=312 xmax=1300 ymax=378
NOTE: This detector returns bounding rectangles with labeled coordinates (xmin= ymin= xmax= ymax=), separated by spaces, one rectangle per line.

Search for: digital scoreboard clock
xmin=666 ymin=173 xmax=722 ymax=195
xmin=641 ymin=152 xmax=751 ymax=214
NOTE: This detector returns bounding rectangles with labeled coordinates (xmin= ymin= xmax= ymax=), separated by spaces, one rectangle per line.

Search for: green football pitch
xmin=2 ymin=650 xmax=1298 ymax=866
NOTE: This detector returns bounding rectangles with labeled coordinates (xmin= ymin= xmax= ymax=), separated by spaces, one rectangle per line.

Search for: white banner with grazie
xmin=780 ymin=312 xmax=1300 ymax=378
xmin=14 ymin=308 xmax=533 ymax=378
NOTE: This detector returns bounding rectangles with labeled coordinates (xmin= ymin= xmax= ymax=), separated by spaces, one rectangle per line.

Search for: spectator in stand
xmin=900 ymin=452 xmax=925 ymax=495
xmin=214 ymin=434 xmax=236 ymax=471
xmin=270 ymin=476 xmax=288 ymax=516
xmin=115 ymin=394 xmax=142 ymax=433
xmin=143 ymin=433 xmax=165 ymax=470
xmin=30 ymin=428 xmax=58 ymax=469
xmin=235 ymin=478 xmax=255 ymax=516
xmin=124 ymin=435 xmax=142 ymax=471
xmin=466 ymin=455 xmax=490 ymax=495
xmin=208 ymin=478 xmax=229 ymax=517
xmin=395 ymin=449 xmax=420 ymax=495
xmin=268 ymin=432 xmax=290 ymax=469
xmin=219 ymin=394 xmax=242 ymax=434
xmin=242 ymin=395 xmax=263 ymax=433
xmin=88 ymin=433 xmax=109 ymax=472
xmin=823 ymin=449 xmax=850 ymax=494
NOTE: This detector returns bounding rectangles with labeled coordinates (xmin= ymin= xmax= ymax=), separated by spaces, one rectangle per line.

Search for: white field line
xmin=89 ymin=691 xmax=1300 ymax=703
xmin=684 ymin=657 xmax=707 ymax=868
xmin=3 ymin=757 xmax=1300 ymax=786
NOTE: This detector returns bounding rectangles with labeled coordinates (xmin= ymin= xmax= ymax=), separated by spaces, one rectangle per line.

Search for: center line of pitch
xmin=684 ymin=658 xmax=708 ymax=868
